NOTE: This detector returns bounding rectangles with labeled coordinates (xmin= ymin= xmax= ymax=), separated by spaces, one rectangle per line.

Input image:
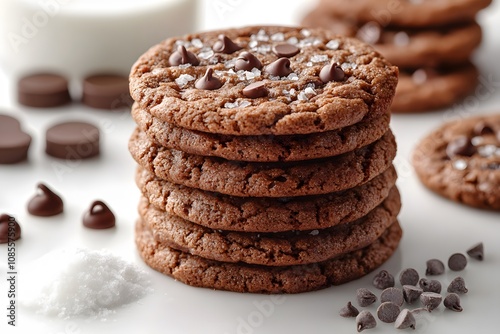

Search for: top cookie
xmin=130 ymin=26 xmax=398 ymax=136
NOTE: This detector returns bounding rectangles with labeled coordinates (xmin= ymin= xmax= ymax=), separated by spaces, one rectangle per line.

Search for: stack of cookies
xmin=128 ymin=26 xmax=401 ymax=293
xmin=302 ymin=0 xmax=492 ymax=113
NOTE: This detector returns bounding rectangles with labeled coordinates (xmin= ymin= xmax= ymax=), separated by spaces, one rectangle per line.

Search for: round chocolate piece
xmin=82 ymin=200 xmax=115 ymax=229
xmin=213 ymin=34 xmax=242 ymax=54
xmin=272 ymin=43 xmax=300 ymax=58
xmin=17 ymin=73 xmax=71 ymax=108
xmin=27 ymin=183 xmax=64 ymax=217
xmin=234 ymin=52 xmax=263 ymax=72
xmin=45 ymin=121 xmax=100 ymax=160
xmin=169 ymin=45 xmax=200 ymax=66
xmin=446 ymin=136 xmax=476 ymax=158
xmin=0 ymin=114 xmax=32 ymax=164
xmin=448 ymin=253 xmax=467 ymax=271
xmin=195 ymin=68 xmax=222 ymax=90
xmin=82 ymin=74 xmax=132 ymax=110
xmin=0 ymin=214 xmax=21 ymax=244
xmin=243 ymin=81 xmax=268 ymax=98
xmin=265 ymin=58 xmax=292 ymax=77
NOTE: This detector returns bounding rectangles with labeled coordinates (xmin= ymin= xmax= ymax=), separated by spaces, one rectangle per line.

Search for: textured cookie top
xmin=130 ymin=26 xmax=398 ymax=135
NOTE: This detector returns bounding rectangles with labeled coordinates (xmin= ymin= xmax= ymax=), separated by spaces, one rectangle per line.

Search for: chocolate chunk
xmin=0 ymin=114 xmax=32 ymax=164
xmin=320 ymin=62 xmax=345 ymax=83
xmin=272 ymin=43 xmax=300 ymax=58
xmin=473 ymin=122 xmax=494 ymax=136
xmin=377 ymin=302 xmax=400 ymax=323
xmin=394 ymin=309 xmax=416 ymax=330
xmin=195 ymin=68 xmax=223 ymax=90
xmin=403 ymin=285 xmax=423 ymax=304
xmin=82 ymin=200 xmax=115 ymax=229
xmin=265 ymin=58 xmax=292 ymax=77
xmin=169 ymin=45 xmax=200 ymax=66
xmin=27 ymin=183 xmax=64 ymax=217
xmin=235 ymin=52 xmax=263 ymax=71
xmin=45 ymin=121 xmax=100 ymax=160
xmin=447 ymin=277 xmax=468 ymax=294
xmin=243 ymin=81 xmax=268 ymax=98
xmin=0 ymin=214 xmax=21 ymax=244
xmin=420 ymin=292 xmax=442 ymax=312
xmin=373 ymin=270 xmax=395 ymax=290
xmin=356 ymin=311 xmax=376 ymax=332
xmin=213 ymin=34 xmax=242 ymax=54
xmin=419 ymin=278 xmax=442 ymax=293
xmin=446 ymin=136 xmax=476 ymax=158
xmin=399 ymin=268 xmax=419 ymax=286
xmin=381 ymin=287 xmax=404 ymax=307
xmin=357 ymin=288 xmax=377 ymax=307
xmin=339 ymin=301 xmax=359 ymax=318
xmin=82 ymin=74 xmax=132 ymax=110
xmin=467 ymin=242 xmax=484 ymax=261
xmin=426 ymin=259 xmax=445 ymax=275
xmin=17 ymin=73 xmax=71 ymax=108
xmin=444 ymin=293 xmax=463 ymax=312
xmin=448 ymin=253 xmax=467 ymax=271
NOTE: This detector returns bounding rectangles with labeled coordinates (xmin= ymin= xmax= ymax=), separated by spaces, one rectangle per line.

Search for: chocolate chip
xmin=169 ymin=45 xmax=200 ymax=66
xmin=0 ymin=114 xmax=32 ymax=164
xmin=420 ymin=292 xmax=442 ymax=312
xmin=82 ymin=74 xmax=132 ymax=110
xmin=319 ymin=62 xmax=345 ymax=83
xmin=339 ymin=301 xmax=359 ymax=318
xmin=426 ymin=259 xmax=445 ymax=275
xmin=235 ymin=52 xmax=263 ymax=71
xmin=356 ymin=310 xmax=376 ymax=332
xmin=357 ymin=288 xmax=377 ymax=307
xmin=394 ymin=309 xmax=416 ymax=330
xmin=419 ymin=278 xmax=442 ymax=294
xmin=399 ymin=268 xmax=419 ymax=286
xmin=467 ymin=242 xmax=484 ymax=261
xmin=373 ymin=270 xmax=395 ymax=290
xmin=213 ymin=34 xmax=242 ymax=54
xmin=265 ymin=58 xmax=292 ymax=77
xmin=381 ymin=287 xmax=404 ymax=307
xmin=82 ymin=200 xmax=115 ymax=229
xmin=447 ymin=277 xmax=468 ymax=294
xmin=403 ymin=285 xmax=423 ymax=304
xmin=45 ymin=121 xmax=100 ymax=160
xmin=243 ymin=81 xmax=268 ymax=98
xmin=444 ymin=293 xmax=463 ymax=312
xmin=195 ymin=68 xmax=223 ymax=90
xmin=27 ymin=183 xmax=64 ymax=217
xmin=448 ymin=253 xmax=467 ymax=271
xmin=377 ymin=302 xmax=400 ymax=323
xmin=17 ymin=73 xmax=71 ymax=108
xmin=272 ymin=43 xmax=300 ymax=58
xmin=473 ymin=122 xmax=494 ymax=136
xmin=446 ymin=136 xmax=476 ymax=158
xmin=0 ymin=214 xmax=21 ymax=244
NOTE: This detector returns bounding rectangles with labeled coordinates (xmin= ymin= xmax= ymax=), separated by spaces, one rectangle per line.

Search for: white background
xmin=1 ymin=0 xmax=499 ymax=333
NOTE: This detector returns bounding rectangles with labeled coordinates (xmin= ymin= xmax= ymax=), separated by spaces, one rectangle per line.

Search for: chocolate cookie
xmin=133 ymin=103 xmax=390 ymax=162
xmin=129 ymin=26 xmax=398 ymax=136
xmin=412 ymin=114 xmax=500 ymax=210
xmin=136 ymin=165 xmax=397 ymax=232
xmin=129 ymin=128 xmax=397 ymax=197
xmin=135 ymin=218 xmax=402 ymax=294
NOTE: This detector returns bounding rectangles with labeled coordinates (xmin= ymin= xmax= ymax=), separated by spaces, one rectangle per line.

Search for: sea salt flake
xmin=298 ymin=91 xmax=309 ymax=101
xmin=175 ymin=74 xmax=195 ymax=88
xmin=239 ymin=100 xmax=251 ymax=108
xmin=191 ymin=38 xmax=204 ymax=49
xmin=255 ymin=29 xmax=269 ymax=42
xmin=394 ymin=32 xmax=410 ymax=46
xmin=178 ymin=63 xmax=192 ymax=69
xmin=175 ymin=40 xmax=190 ymax=48
xmin=341 ymin=62 xmax=357 ymax=71
xmin=301 ymin=29 xmax=311 ymax=37
xmin=271 ymin=32 xmax=285 ymax=42
xmin=287 ymin=37 xmax=299 ymax=45
xmin=198 ymin=48 xmax=214 ymax=60
xmin=224 ymin=100 xmax=251 ymax=109
xmin=453 ymin=159 xmax=467 ymax=170
xmin=306 ymin=62 xmax=313 ymax=67
xmin=225 ymin=58 xmax=237 ymax=68
xmin=310 ymin=230 xmax=319 ymax=236
xmin=326 ymin=40 xmax=340 ymax=50
xmin=256 ymin=45 xmax=271 ymax=54
xmin=478 ymin=145 xmax=497 ymax=157
xmin=412 ymin=69 xmax=427 ymax=85
xmin=311 ymin=54 xmax=329 ymax=63
xmin=287 ymin=73 xmax=299 ymax=81
xmin=471 ymin=136 xmax=484 ymax=146
xmin=249 ymin=40 xmax=259 ymax=49
xmin=245 ymin=71 xmax=256 ymax=80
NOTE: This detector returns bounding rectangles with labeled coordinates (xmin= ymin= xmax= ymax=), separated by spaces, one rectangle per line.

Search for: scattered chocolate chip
xmin=399 ymin=268 xmax=419 ymax=286
xmin=17 ymin=73 xmax=71 ymax=108
xmin=169 ymin=45 xmax=200 ymax=66
xmin=357 ymin=288 xmax=377 ymax=307
xmin=319 ymin=62 xmax=345 ymax=83
xmin=446 ymin=136 xmax=476 ymax=158
xmin=45 ymin=121 xmax=100 ymax=160
xmin=373 ymin=270 xmax=395 ymax=290
xmin=447 ymin=277 xmax=468 ymax=294
xmin=467 ymin=242 xmax=484 ymax=261
xmin=403 ymin=285 xmax=423 ymax=304
xmin=195 ymin=68 xmax=223 ymax=90
xmin=444 ymin=293 xmax=463 ymax=312
xmin=420 ymin=292 xmax=442 ymax=312
xmin=213 ymin=34 xmax=242 ymax=54
xmin=0 ymin=214 xmax=21 ymax=244
xmin=473 ymin=122 xmax=494 ymax=136
xmin=339 ymin=301 xmax=359 ymax=318
xmin=419 ymin=278 xmax=442 ymax=294
xmin=82 ymin=200 xmax=115 ymax=229
xmin=381 ymin=287 xmax=404 ymax=307
xmin=27 ymin=183 xmax=64 ymax=217
xmin=272 ymin=43 xmax=300 ymax=58
xmin=394 ymin=309 xmax=415 ymax=330
xmin=448 ymin=253 xmax=467 ymax=271
xmin=235 ymin=52 xmax=263 ymax=71
xmin=377 ymin=302 xmax=400 ymax=323
xmin=82 ymin=74 xmax=132 ymax=110
xmin=243 ymin=81 xmax=268 ymax=98
xmin=0 ymin=114 xmax=32 ymax=164
xmin=356 ymin=311 xmax=376 ymax=332
xmin=265 ymin=58 xmax=292 ymax=77
xmin=426 ymin=259 xmax=445 ymax=275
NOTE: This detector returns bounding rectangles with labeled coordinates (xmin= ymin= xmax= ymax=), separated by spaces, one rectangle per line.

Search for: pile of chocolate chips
xmin=339 ymin=243 xmax=484 ymax=332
